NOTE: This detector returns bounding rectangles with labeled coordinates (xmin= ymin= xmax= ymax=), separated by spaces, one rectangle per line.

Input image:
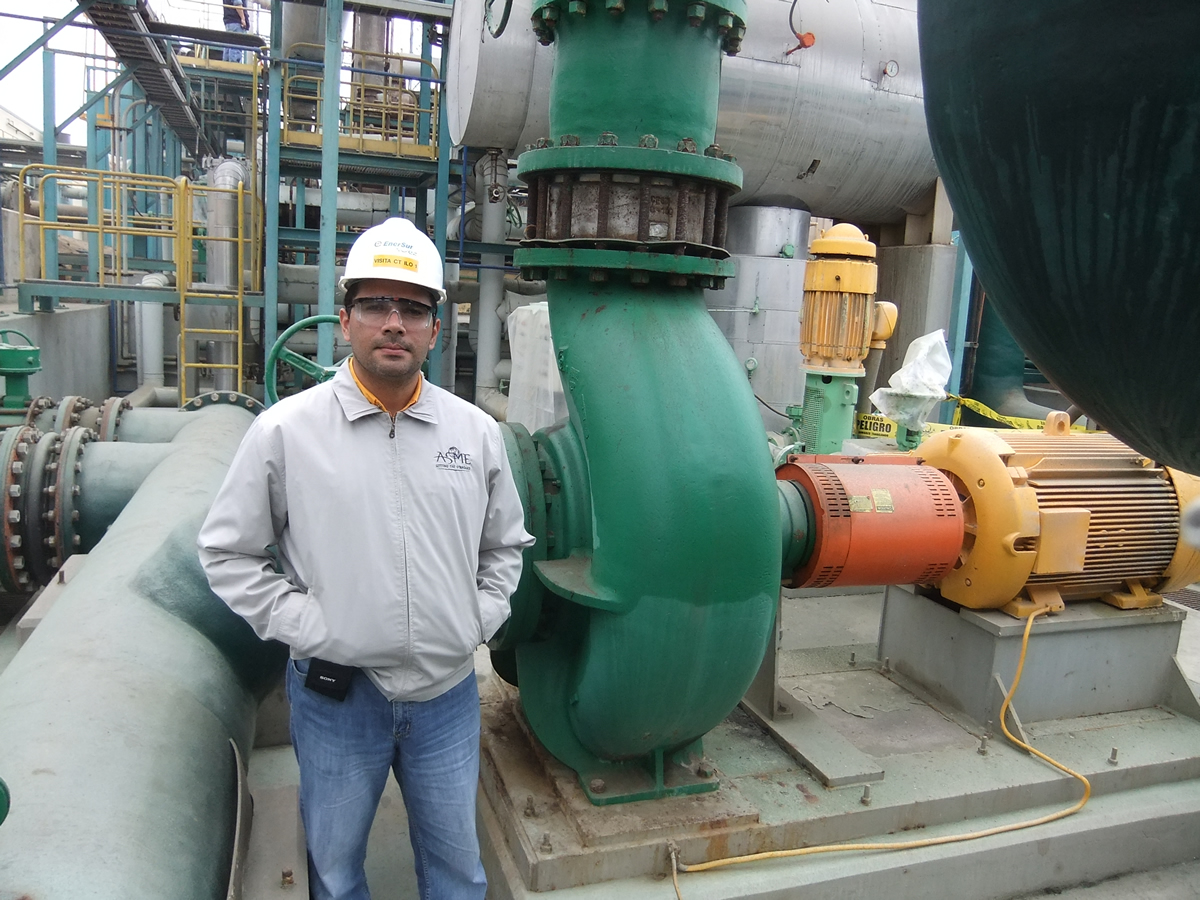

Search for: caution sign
xmin=373 ymin=254 xmax=419 ymax=272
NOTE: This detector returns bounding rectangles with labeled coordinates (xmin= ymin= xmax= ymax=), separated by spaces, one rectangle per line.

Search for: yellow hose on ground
xmin=671 ymin=607 xmax=1091 ymax=894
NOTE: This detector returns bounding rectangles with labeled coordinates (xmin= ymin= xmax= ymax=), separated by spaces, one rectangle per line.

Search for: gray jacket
xmin=198 ymin=365 xmax=533 ymax=701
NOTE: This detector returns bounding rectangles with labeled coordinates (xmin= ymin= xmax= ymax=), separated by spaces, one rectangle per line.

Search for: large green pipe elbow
xmin=519 ymin=281 xmax=779 ymax=781
xmin=0 ymin=406 xmax=284 ymax=898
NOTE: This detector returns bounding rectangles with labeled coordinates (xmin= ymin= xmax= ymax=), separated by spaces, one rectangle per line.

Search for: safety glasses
xmin=352 ymin=297 xmax=435 ymax=327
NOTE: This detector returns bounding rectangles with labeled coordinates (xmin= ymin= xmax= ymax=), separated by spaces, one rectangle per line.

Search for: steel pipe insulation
xmin=448 ymin=0 xmax=935 ymax=223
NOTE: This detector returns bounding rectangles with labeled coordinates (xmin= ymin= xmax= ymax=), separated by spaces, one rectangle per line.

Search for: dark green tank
xmin=920 ymin=1 xmax=1200 ymax=472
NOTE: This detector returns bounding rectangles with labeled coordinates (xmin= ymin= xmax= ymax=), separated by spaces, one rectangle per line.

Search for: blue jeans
xmin=223 ymin=21 xmax=246 ymax=64
xmin=287 ymin=660 xmax=487 ymax=900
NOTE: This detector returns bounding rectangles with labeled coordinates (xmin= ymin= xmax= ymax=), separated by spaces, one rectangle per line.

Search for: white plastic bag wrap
xmin=869 ymin=329 xmax=953 ymax=431
xmin=505 ymin=301 xmax=569 ymax=433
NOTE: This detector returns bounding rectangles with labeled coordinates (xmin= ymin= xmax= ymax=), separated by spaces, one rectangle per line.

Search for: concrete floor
xmin=4 ymin=586 xmax=1198 ymax=899
xmin=233 ymin=587 xmax=1200 ymax=900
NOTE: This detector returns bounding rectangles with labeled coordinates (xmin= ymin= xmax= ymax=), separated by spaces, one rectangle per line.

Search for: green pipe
xmin=966 ymin=300 xmax=1058 ymax=423
xmin=0 ymin=405 xmax=285 ymax=898
xmin=76 ymin=441 xmax=178 ymax=550
xmin=107 ymin=408 xmax=200 ymax=443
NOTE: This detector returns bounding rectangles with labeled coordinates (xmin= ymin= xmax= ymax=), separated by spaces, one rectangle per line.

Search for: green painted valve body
xmin=0 ymin=330 xmax=41 ymax=426
xmin=506 ymin=0 xmax=780 ymax=804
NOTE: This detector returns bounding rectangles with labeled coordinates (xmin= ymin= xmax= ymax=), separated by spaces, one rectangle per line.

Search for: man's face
xmin=340 ymin=278 xmax=441 ymax=385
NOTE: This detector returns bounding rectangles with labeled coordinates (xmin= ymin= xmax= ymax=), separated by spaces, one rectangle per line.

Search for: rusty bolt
xmin=568 ymin=0 xmax=586 ymax=14
xmin=676 ymin=137 xmax=698 ymax=153
xmin=647 ymin=0 xmax=666 ymax=18
xmin=697 ymin=761 xmax=715 ymax=778
xmin=559 ymin=134 xmax=581 ymax=147
xmin=535 ymin=137 xmax=552 ymax=149
xmin=281 ymin=868 xmax=294 ymax=887
xmin=539 ymin=832 xmax=554 ymax=854
xmin=541 ymin=5 xmax=558 ymax=21
xmin=668 ymin=274 xmax=688 ymax=287
xmin=589 ymin=269 xmax=609 ymax=283
xmin=524 ymin=796 xmax=537 ymax=818
xmin=606 ymin=0 xmax=624 ymax=12
xmin=597 ymin=131 xmax=618 ymax=146
xmin=630 ymin=271 xmax=650 ymax=285
xmin=716 ymin=11 xmax=732 ymax=32
xmin=687 ymin=1 xmax=705 ymax=24
xmin=589 ymin=778 xmax=607 ymax=794
xmin=16 ymin=442 xmax=27 ymax=457
xmin=704 ymin=143 xmax=722 ymax=158
xmin=638 ymin=134 xmax=659 ymax=149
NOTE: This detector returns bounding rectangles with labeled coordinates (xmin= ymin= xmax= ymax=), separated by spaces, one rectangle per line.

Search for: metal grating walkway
xmin=83 ymin=0 xmax=211 ymax=156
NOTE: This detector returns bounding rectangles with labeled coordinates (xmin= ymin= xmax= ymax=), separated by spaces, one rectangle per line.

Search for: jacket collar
xmin=331 ymin=361 xmax=440 ymax=424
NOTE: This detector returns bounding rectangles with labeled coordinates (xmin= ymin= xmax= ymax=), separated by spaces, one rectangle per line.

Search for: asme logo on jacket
xmin=435 ymin=447 xmax=472 ymax=471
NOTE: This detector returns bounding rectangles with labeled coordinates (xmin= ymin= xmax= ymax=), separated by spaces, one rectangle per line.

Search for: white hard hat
xmin=339 ymin=217 xmax=446 ymax=305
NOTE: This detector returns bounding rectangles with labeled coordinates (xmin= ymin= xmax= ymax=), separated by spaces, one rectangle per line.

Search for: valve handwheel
xmin=265 ymin=315 xmax=342 ymax=405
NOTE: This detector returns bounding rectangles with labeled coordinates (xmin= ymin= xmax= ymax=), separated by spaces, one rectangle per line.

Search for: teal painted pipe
xmin=76 ymin=441 xmax=177 ymax=550
xmin=0 ymin=405 xmax=285 ymax=898
xmin=543 ymin=281 xmax=778 ymax=760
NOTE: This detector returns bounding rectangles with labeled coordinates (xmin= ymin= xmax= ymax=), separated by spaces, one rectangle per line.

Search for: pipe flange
xmin=97 ymin=397 xmax=133 ymax=442
xmin=0 ymin=425 xmax=39 ymax=593
xmin=52 ymin=396 xmax=94 ymax=433
xmin=182 ymin=391 xmax=265 ymax=415
xmin=22 ymin=396 xmax=54 ymax=428
xmin=52 ymin=426 xmax=95 ymax=567
xmin=22 ymin=431 xmax=59 ymax=587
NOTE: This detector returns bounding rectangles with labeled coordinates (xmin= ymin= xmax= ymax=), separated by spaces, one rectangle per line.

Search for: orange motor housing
xmin=777 ymin=456 xmax=965 ymax=589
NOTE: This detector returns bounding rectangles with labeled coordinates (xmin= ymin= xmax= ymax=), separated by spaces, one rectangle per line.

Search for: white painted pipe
xmin=473 ymin=153 xmax=509 ymax=420
xmin=137 ymin=272 xmax=169 ymax=388
xmin=204 ymin=160 xmax=248 ymax=392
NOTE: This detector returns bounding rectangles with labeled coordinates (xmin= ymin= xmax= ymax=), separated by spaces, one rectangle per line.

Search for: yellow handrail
xmin=281 ymin=44 xmax=440 ymax=159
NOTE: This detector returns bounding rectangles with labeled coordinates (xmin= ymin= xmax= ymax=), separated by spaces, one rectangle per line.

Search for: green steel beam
xmin=56 ymin=66 xmax=138 ymax=136
xmin=263 ymin=0 xmax=284 ymax=398
xmin=316 ymin=0 xmax=345 ymax=366
xmin=17 ymin=281 xmax=265 ymax=311
xmin=0 ymin=0 xmax=96 ymax=85
xmin=42 ymin=35 xmax=58 ymax=294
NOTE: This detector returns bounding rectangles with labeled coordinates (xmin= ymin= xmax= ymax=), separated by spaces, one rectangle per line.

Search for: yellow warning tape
xmin=855 ymin=395 xmax=1095 ymax=441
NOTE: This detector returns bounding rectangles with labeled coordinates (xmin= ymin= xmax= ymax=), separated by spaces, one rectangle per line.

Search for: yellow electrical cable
xmin=676 ymin=607 xmax=1091 ymax=877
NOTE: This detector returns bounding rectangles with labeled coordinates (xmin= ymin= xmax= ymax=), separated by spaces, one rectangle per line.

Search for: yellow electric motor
xmin=800 ymin=223 xmax=896 ymax=372
xmin=917 ymin=415 xmax=1200 ymax=616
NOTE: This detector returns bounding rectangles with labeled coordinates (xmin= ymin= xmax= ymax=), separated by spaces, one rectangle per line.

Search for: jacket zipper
xmin=389 ymin=413 xmax=397 ymax=439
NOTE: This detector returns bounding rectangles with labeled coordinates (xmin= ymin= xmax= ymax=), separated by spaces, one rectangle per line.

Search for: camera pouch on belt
xmin=304 ymin=658 xmax=355 ymax=701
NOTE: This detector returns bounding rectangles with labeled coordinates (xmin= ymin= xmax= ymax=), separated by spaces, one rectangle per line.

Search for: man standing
xmin=222 ymin=0 xmax=250 ymax=63
xmin=198 ymin=216 xmax=533 ymax=900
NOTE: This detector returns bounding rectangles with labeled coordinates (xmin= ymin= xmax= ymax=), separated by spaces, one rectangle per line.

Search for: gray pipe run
xmin=473 ymin=153 xmax=510 ymax=421
xmin=0 ymin=404 xmax=285 ymax=900
xmin=195 ymin=159 xmax=248 ymax=394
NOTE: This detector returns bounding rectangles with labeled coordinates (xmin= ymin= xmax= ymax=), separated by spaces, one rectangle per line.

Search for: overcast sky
xmin=0 ymin=0 xmax=259 ymax=145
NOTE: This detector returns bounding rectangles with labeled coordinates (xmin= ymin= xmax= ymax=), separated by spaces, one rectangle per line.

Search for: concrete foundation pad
xmin=482 ymin=778 xmax=1200 ymax=900
xmin=479 ymin=665 xmax=1200 ymax=896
